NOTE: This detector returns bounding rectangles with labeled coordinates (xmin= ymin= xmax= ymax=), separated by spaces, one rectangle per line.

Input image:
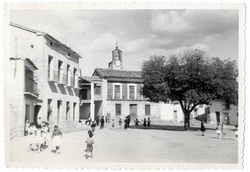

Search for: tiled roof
xmin=93 ymin=68 xmax=142 ymax=79
xmin=81 ymin=76 xmax=102 ymax=83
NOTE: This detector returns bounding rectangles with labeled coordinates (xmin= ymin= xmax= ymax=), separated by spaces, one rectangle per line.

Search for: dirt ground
xmin=9 ymin=123 xmax=238 ymax=164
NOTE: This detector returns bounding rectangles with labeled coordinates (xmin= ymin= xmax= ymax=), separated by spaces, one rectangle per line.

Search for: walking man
xmin=100 ymin=116 xmax=105 ymax=130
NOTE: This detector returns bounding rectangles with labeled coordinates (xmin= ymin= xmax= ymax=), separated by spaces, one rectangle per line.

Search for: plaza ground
xmin=9 ymin=121 xmax=238 ymax=164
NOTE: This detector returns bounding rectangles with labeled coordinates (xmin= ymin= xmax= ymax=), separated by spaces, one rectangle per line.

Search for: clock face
xmin=115 ymin=60 xmax=121 ymax=66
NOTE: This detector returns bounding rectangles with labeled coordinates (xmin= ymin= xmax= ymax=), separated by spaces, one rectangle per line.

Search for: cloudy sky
xmin=10 ymin=9 xmax=239 ymax=76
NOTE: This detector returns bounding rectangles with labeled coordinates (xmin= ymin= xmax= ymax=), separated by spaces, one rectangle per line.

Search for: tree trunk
xmin=184 ymin=112 xmax=190 ymax=131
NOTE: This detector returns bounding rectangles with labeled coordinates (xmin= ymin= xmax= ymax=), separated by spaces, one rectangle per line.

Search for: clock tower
xmin=109 ymin=43 xmax=123 ymax=70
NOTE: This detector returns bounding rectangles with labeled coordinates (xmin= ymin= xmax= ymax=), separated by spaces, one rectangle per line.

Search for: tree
xmin=141 ymin=49 xmax=238 ymax=130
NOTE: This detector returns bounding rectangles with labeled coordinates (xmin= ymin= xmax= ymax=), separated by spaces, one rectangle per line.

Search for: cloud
xmin=150 ymin=10 xmax=193 ymax=33
xmin=150 ymin=43 xmax=210 ymax=57
xmin=122 ymin=38 xmax=149 ymax=53
xmin=150 ymin=10 xmax=238 ymax=36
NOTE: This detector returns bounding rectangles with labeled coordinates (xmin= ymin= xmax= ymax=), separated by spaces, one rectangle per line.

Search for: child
xmin=85 ymin=130 xmax=94 ymax=159
xmin=134 ymin=118 xmax=140 ymax=128
xmin=27 ymin=122 xmax=36 ymax=151
xmin=235 ymin=125 xmax=238 ymax=140
xmin=52 ymin=125 xmax=63 ymax=154
xmin=147 ymin=117 xmax=151 ymax=129
xmin=25 ymin=120 xmax=30 ymax=136
xmin=143 ymin=118 xmax=147 ymax=128
xmin=41 ymin=123 xmax=49 ymax=149
xmin=118 ymin=118 xmax=122 ymax=129
xmin=221 ymin=123 xmax=227 ymax=139
xmin=124 ymin=118 xmax=128 ymax=129
xmin=200 ymin=121 xmax=206 ymax=136
xmin=216 ymin=124 xmax=221 ymax=139
xmin=35 ymin=125 xmax=44 ymax=153
xmin=111 ymin=119 xmax=115 ymax=128
xmin=91 ymin=121 xmax=96 ymax=133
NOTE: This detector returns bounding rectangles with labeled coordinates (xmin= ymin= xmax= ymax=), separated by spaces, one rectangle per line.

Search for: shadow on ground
xmin=129 ymin=124 xmax=216 ymax=131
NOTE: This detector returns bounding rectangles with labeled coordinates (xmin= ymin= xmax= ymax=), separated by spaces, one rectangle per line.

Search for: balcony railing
xmin=58 ymin=74 xmax=67 ymax=85
xmin=48 ymin=70 xmax=59 ymax=83
xmin=24 ymin=79 xmax=39 ymax=99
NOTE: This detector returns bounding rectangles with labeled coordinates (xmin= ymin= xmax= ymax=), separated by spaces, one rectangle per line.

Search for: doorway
xmin=173 ymin=110 xmax=178 ymax=122
xmin=57 ymin=100 xmax=62 ymax=122
xmin=34 ymin=105 xmax=41 ymax=124
xmin=129 ymin=104 xmax=137 ymax=121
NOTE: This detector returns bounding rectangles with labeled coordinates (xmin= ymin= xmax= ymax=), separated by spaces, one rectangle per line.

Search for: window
xmin=47 ymin=99 xmax=52 ymax=121
xmin=95 ymin=86 xmax=101 ymax=95
xmin=113 ymin=84 xmax=122 ymax=99
xmin=116 ymin=104 xmax=121 ymax=115
xmin=127 ymin=84 xmax=137 ymax=99
xmin=129 ymin=86 xmax=135 ymax=99
xmin=73 ymin=103 xmax=77 ymax=121
xmin=73 ymin=68 xmax=77 ymax=87
xmin=48 ymin=55 xmax=53 ymax=79
xmin=66 ymin=101 xmax=70 ymax=121
xmin=145 ymin=105 xmax=150 ymax=115
xmin=58 ymin=60 xmax=63 ymax=82
xmin=50 ymin=41 xmax=53 ymax=46
xmin=67 ymin=65 xmax=70 ymax=85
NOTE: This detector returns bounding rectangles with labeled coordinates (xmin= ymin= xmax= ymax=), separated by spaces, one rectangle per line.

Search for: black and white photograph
xmin=3 ymin=3 xmax=245 ymax=169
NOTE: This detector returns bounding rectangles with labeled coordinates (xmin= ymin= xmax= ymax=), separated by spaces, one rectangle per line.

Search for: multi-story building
xmin=79 ymin=45 xmax=161 ymax=122
xmin=9 ymin=57 xmax=38 ymax=139
xmin=9 ymin=23 xmax=81 ymax=135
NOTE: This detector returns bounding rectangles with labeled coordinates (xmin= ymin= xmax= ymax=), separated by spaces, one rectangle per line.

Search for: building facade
xmin=79 ymin=45 xmax=161 ymax=122
xmin=9 ymin=23 xmax=81 ymax=135
xmin=9 ymin=58 xmax=38 ymax=140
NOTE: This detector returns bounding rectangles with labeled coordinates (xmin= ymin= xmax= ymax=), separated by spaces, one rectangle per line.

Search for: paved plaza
xmin=9 ymin=122 xmax=238 ymax=164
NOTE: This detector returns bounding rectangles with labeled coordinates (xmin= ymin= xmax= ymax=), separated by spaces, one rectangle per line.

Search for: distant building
xmin=79 ymin=44 xmax=161 ymax=122
xmin=195 ymin=101 xmax=238 ymax=126
xmin=9 ymin=23 xmax=81 ymax=137
xmin=9 ymin=57 xmax=38 ymax=140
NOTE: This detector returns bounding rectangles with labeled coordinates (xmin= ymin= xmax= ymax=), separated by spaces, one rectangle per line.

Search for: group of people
xmin=85 ymin=116 xmax=105 ymax=130
xmin=25 ymin=117 xmax=63 ymax=154
xmin=134 ymin=117 xmax=151 ymax=129
xmin=200 ymin=121 xmax=238 ymax=140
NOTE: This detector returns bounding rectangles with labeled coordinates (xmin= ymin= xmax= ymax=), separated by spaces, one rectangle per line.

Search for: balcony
xmin=66 ymin=76 xmax=73 ymax=88
xmin=24 ymin=80 xmax=38 ymax=99
xmin=73 ymin=77 xmax=79 ymax=89
xmin=58 ymin=74 xmax=67 ymax=86
xmin=48 ymin=70 xmax=59 ymax=83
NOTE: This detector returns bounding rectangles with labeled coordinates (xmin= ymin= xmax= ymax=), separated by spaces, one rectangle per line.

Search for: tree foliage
xmin=141 ymin=49 xmax=238 ymax=130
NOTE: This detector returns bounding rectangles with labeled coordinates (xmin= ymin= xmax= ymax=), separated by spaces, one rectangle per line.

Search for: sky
xmin=10 ymin=9 xmax=239 ymax=76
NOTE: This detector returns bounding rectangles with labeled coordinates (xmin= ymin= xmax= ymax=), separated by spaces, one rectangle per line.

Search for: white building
xmin=9 ymin=23 xmax=81 ymax=137
xmin=9 ymin=57 xmax=38 ymax=139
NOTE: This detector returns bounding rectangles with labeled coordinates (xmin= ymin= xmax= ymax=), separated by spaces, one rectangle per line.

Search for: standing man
xmin=127 ymin=115 xmax=131 ymax=128
xmin=96 ymin=116 xmax=99 ymax=126
xmin=124 ymin=117 xmax=128 ymax=130
xmin=100 ymin=116 xmax=105 ymax=130
xmin=147 ymin=117 xmax=151 ymax=129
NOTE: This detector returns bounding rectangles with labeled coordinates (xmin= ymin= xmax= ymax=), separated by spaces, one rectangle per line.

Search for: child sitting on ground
xmin=85 ymin=130 xmax=94 ymax=159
